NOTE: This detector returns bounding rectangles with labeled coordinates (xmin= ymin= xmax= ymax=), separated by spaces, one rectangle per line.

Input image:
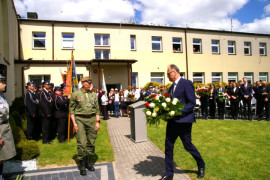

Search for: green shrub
xmin=10 ymin=111 xmax=27 ymax=133
xmin=11 ymin=125 xmax=27 ymax=144
xmin=144 ymin=81 xmax=163 ymax=90
xmin=207 ymin=81 xmax=227 ymax=89
xmin=15 ymin=140 xmax=40 ymax=160
xmin=9 ymin=96 xmax=25 ymax=115
xmin=165 ymin=83 xmax=172 ymax=90
xmin=9 ymin=116 xmax=16 ymax=127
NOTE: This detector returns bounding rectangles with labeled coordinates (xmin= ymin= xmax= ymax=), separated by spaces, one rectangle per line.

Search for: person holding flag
xmin=69 ymin=77 xmax=100 ymax=176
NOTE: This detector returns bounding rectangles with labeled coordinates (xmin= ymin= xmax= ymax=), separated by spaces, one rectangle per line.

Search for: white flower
xmin=149 ymin=103 xmax=155 ymax=108
xmin=172 ymin=98 xmax=178 ymax=105
xmin=165 ymin=98 xmax=171 ymax=103
xmin=155 ymin=95 xmax=160 ymax=100
xmin=146 ymin=111 xmax=152 ymax=116
xmin=161 ymin=102 xmax=167 ymax=108
xmin=152 ymin=112 xmax=157 ymax=117
xmin=169 ymin=111 xmax=175 ymax=116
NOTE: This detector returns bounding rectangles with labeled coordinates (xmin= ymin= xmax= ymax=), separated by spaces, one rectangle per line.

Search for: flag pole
xmin=67 ymin=51 xmax=74 ymax=142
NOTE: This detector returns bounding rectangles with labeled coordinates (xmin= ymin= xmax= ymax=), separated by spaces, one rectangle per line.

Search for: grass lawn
xmin=147 ymin=120 xmax=270 ymax=180
xmin=37 ymin=119 xmax=114 ymax=167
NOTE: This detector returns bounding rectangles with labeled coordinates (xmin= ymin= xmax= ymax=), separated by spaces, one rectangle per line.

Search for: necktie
xmin=172 ymin=82 xmax=176 ymax=94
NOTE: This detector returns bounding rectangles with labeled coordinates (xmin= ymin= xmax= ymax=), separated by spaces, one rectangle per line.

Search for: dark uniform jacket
xmin=259 ymin=85 xmax=270 ymax=101
xmin=24 ymin=89 xmax=38 ymax=117
xmin=228 ymin=87 xmax=240 ymax=102
xmin=54 ymin=95 xmax=69 ymax=118
xmin=39 ymin=88 xmax=53 ymax=117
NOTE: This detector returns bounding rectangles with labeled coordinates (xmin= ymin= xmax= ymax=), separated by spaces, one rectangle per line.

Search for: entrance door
xmin=106 ymin=84 xmax=121 ymax=92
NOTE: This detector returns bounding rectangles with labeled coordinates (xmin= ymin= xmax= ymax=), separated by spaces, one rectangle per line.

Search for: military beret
xmin=81 ymin=77 xmax=92 ymax=82
xmin=26 ymin=81 xmax=35 ymax=86
xmin=54 ymin=86 xmax=62 ymax=92
xmin=43 ymin=81 xmax=50 ymax=85
xmin=60 ymin=83 xmax=66 ymax=89
xmin=0 ymin=74 xmax=6 ymax=82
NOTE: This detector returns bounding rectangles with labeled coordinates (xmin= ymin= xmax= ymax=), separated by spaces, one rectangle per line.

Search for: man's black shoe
xmin=198 ymin=167 xmax=205 ymax=178
xmin=85 ymin=155 xmax=95 ymax=171
xmin=159 ymin=175 xmax=173 ymax=180
xmin=79 ymin=157 xmax=87 ymax=176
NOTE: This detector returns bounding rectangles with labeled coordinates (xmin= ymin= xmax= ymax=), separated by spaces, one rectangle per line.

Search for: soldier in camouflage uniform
xmin=69 ymin=77 xmax=100 ymax=176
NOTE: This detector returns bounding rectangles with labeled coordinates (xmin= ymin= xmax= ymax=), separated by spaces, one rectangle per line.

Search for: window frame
xmin=151 ymin=72 xmax=164 ymax=84
xmin=130 ymin=35 xmax=136 ymax=51
xmin=244 ymin=42 xmax=251 ymax=56
xmin=152 ymin=36 xmax=162 ymax=52
xmin=62 ymin=33 xmax=75 ymax=49
xmin=259 ymin=72 xmax=268 ymax=82
xmin=193 ymin=39 xmax=202 ymax=53
xmin=172 ymin=37 xmax=182 ymax=53
xmin=212 ymin=72 xmax=222 ymax=83
xmin=94 ymin=34 xmax=110 ymax=47
xmin=244 ymin=72 xmax=253 ymax=84
xmin=32 ymin=32 xmax=46 ymax=49
xmin=95 ymin=49 xmax=110 ymax=59
xmin=228 ymin=41 xmax=236 ymax=55
xmin=29 ymin=75 xmax=50 ymax=86
xmin=228 ymin=72 xmax=238 ymax=83
xmin=132 ymin=72 xmax=138 ymax=87
xmin=259 ymin=43 xmax=267 ymax=56
xmin=211 ymin=40 xmax=220 ymax=54
xmin=193 ymin=72 xmax=204 ymax=83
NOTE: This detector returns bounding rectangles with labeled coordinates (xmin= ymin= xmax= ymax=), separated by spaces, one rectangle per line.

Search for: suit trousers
xmin=26 ymin=115 xmax=35 ymax=140
xmin=242 ymin=98 xmax=251 ymax=119
xmin=165 ymin=122 xmax=205 ymax=176
xmin=259 ymin=100 xmax=269 ymax=119
xmin=217 ymin=101 xmax=225 ymax=118
xmin=209 ymin=99 xmax=216 ymax=117
xmin=41 ymin=117 xmax=50 ymax=143
xmin=57 ymin=117 xmax=67 ymax=142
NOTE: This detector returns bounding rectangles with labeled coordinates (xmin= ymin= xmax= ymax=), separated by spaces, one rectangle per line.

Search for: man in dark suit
xmin=160 ymin=64 xmax=205 ymax=180
xmin=240 ymin=77 xmax=253 ymax=120
xmin=253 ymin=81 xmax=261 ymax=118
xmin=258 ymin=80 xmax=270 ymax=120
xmin=216 ymin=82 xmax=226 ymax=119
xmin=39 ymin=81 xmax=53 ymax=144
xmin=24 ymin=81 xmax=39 ymax=140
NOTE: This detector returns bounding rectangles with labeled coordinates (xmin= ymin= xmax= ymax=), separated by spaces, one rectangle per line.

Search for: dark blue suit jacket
xmin=240 ymin=83 xmax=253 ymax=99
xmin=168 ymin=78 xmax=196 ymax=123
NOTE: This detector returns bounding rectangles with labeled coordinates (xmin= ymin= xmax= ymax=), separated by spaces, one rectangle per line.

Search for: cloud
xmin=14 ymin=0 xmax=135 ymax=22
xmin=13 ymin=0 xmax=270 ymax=34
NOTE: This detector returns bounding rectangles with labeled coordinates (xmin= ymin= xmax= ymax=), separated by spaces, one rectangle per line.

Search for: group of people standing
xmin=24 ymin=81 xmax=70 ymax=144
xmin=197 ymin=77 xmax=270 ymax=120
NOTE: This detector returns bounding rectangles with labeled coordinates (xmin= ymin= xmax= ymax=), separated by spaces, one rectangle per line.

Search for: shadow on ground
xmin=133 ymin=156 xmax=186 ymax=177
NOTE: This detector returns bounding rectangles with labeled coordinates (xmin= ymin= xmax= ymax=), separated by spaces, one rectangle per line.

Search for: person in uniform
xmin=53 ymin=86 xmax=70 ymax=143
xmin=69 ymin=77 xmax=100 ymax=176
xmin=24 ymin=81 xmax=39 ymax=140
xmin=39 ymin=81 xmax=53 ymax=144
xmin=0 ymin=75 xmax=16 ymax=179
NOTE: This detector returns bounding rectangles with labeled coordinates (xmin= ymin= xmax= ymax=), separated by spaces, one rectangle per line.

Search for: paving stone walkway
xmin=107 ymin=117 xmax=191 ymax=180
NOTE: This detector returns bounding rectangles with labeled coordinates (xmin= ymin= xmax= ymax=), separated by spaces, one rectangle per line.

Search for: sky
xmin=14 ymin=0 xmax=270 ymax=34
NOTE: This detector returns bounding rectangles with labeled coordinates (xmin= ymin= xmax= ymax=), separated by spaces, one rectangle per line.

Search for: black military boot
xmin=85 ymin=155 xmax=95 ymax=171
xmin=79 ymin=157 xmax=87 ymax=175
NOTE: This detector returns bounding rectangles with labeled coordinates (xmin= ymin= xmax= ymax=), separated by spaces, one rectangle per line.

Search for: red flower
xmin=164 ymin=93 xmax=169 ymax=98
xmin=153 ymin=94 xmax=157 ymax=99
xmin=145 ymin=102 xmax=150 ymax=108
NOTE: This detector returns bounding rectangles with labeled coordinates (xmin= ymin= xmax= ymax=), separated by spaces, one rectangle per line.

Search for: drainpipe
xmin=184 ymin=29 xmax=189 ymax=80
xmin=22 ymin=64 xmax=30 ymax=96
xmin=52 ymin=21 xmax=54 ymax=60
xmin=17 ymin=18 xmax=21 ymax=60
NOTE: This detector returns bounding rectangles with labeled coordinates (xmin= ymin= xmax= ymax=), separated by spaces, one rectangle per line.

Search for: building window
xmin=132 ymin=72 xmax=138 ymax=87
xmin=95 ymin=50 xmax=110 ymax=59
xmin=95 ymin=34 xmax=110 ymax=46
xmin=130 ymin=35 xmax=136 ymax=50
xmin=211 ymin=40 xmax=220 ymax=54
xmin=244 ymin=42 xmax=251 ymax=55
xmin=228 ymin=41 xmax=236 ymax=54
xmin=173 ymin=38 xmax=182 ymax=52
xmin=29 ymin=75 xmax=50 ymax=86
xmin=193 ymin=39 xmax=201 ymax=53
xmin=259 ymin=72 xmax=268 ymax=82
xmin=151 ymin=72 xmax=164 ymax=84
xmin=228 ymin=72 xmax=238 ymax=83
xmin=152 ymin=37 xmax=162 ymax=51
xmin=212 ymin=72 xmax=222 ymax=82
xmin=33 ymin=32 xmax=46 ymax=49
xmin=62 ymin=33 xmax=74 ymax=49
xmin=180 ymin=72 xmax=185 ymax=79
xmin=259 ymin=43 xmax=267 ymax=56
xmin=244 ymin=73 xmax=253 ymax=84
xmin=193 ymin=73 xmax=204 ymax=83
